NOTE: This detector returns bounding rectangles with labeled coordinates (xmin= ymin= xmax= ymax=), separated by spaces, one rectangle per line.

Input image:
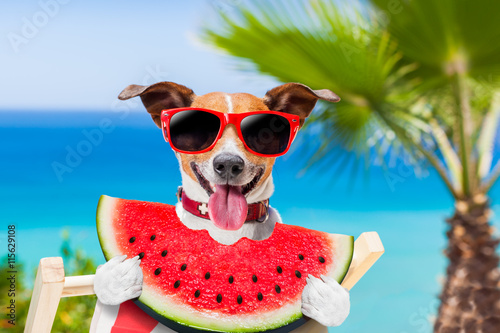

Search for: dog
xmin=93 ymin=81 xmax=350 ymax=331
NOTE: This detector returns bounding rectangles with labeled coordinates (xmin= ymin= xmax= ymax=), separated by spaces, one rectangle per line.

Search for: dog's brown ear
xmin=263 ymin=83 xmax=340 ymax=126
xmin=118 ymin=81 xmax=196 ymax=128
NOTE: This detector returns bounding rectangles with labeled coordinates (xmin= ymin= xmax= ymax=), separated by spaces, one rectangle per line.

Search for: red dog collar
xmin=177 ymin=187 xmax=269 ymax=223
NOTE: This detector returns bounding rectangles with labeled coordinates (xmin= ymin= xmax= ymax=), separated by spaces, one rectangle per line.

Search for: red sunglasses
xmin=160 ymin=108 xmax=300 ymax=157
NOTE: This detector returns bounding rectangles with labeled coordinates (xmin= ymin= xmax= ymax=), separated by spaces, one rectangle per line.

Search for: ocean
xmin=2 ymin=110 xmax=499 ymax=332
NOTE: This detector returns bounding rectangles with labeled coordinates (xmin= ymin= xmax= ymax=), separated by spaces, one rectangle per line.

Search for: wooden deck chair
xmin=24 ymin=232 xmax=384 ymax=333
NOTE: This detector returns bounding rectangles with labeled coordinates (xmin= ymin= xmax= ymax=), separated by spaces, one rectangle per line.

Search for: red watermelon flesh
xmin=96 ymin=195 xmax=353 ymax=332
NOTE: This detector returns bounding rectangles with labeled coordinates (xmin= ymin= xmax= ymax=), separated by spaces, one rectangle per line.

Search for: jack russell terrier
xmin=93 ymin=81 xmax=350 ymax=331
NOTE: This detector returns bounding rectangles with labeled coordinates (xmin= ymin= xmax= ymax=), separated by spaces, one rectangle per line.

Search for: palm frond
xmin=201 ymin=0 xmax=500 ymax=197
xmin=203 ymin=0 xmax=428 ymax=167
xmin=372 ymin=0 xmax=500 ymax=78
xmin=478 ymin=93 xmax=500 ymax=183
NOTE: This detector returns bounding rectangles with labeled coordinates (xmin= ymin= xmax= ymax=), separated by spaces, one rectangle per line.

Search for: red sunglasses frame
xmin=160 ymin=107 xmax=301 ymax=157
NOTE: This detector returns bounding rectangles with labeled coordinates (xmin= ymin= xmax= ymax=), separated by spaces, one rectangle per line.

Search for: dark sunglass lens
xmin=240 ymin=114 xmax=291 ymax=155
xmin=169 ymin=111 xmax=220 ymax=152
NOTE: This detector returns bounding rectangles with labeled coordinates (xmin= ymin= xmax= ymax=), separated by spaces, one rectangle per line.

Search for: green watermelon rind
xmin=96 ymin=195 xmax=121 ymax=263
xmin=138 ymin=288 xmax=304 ymax=332
xmin=96 ymin=195 xmax=354 ymax=332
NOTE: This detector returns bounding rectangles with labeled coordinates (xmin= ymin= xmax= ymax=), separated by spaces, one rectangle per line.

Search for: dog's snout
xmin=213 ymin=154 xmax=244 ymax=180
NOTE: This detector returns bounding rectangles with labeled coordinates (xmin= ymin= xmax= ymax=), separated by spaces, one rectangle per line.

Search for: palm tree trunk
xmin=435 ymin=195 xmax=500 ymax=332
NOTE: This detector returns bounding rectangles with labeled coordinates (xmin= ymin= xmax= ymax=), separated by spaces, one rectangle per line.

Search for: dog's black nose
xmin=213 ymin=154 xmax=244 ymax=179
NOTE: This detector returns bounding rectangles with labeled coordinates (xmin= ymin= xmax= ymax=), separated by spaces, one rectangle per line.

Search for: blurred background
xmin=2 ymin=0 xmax=500 ymax=332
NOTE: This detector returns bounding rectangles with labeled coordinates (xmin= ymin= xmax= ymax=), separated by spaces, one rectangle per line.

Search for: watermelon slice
xmin=97 ymin=195 xmax=354 ymax=332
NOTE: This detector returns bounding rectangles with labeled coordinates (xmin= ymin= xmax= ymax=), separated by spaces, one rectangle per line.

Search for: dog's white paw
xmin=301 ymin=274 xmax=350 ymax=327
xmin=93 ymin=254 xmax=143 ymax=305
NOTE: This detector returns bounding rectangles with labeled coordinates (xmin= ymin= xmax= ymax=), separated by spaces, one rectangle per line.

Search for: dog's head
xmin=119 ymin=81 xmax=339 ymax=230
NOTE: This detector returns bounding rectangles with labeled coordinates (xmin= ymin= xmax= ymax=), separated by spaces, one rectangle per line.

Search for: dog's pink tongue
xmin=208 ymin=185 xmax=248 ymax=230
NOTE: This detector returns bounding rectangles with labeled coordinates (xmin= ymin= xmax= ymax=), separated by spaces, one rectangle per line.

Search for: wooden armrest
xmin=341 ymin=231 xmax=385 ymax=290
xmin=24 ymin=257 xmax=65 ymax=333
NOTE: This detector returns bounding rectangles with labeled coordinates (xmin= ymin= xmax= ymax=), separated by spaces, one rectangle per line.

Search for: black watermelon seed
xmin=295 ymin=270 xmax=302 ymax=278
xmin=277 ymin=266 xmax=283 ymax=274
xmin=129 ymin=237 xmax=136 ymax=243
xmin=181 ymin=264 xmax=187 ymax=271
xmin=237 ymin=295 xmax=243 ymax=304
xmin=194 ymin=289 xmax=200 ymax=298
xmin=298 ymin=254 xmax=304 ymax=260
xmin=150 ymin=235 xmax=156 ymax=241
xmin=205 ymin=272 xmax=211 ymax=280
xmin=319 ymin=256 xmax=325 ymax=263
xmin=257 ymin=292 xmax=263 ymax=301
xmin=161 ymin=250 xmax=168 ymax=257
xmin=217 ymin=294 xmax=222 ymax=303
xmin=138 ymin=252 xmax=145 ymax=259
xmin=229 ymin=276 xmax=234 ymax=284
xmin=154 ymin=268 xmax=161 ymax=275
xmin=275 ymin=285 xmax=281 ymax=293
xmin=252 ymin=274 xmax=258 ymax=283
xmin=174 ymin=280 xmax=181 ymax=288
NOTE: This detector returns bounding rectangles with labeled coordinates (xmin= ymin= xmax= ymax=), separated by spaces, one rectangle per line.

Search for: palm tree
xmin=202 ymin=0 xmax=500 ymax=331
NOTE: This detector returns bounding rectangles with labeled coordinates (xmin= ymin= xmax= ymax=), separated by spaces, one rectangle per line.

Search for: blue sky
xmin=1 ymin=0 xmax=277 ymax=111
